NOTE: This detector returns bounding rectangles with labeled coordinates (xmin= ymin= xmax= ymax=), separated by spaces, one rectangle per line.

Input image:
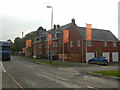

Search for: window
xmin=113 ymin=42 xmax=116 ymax=47
xmin=38 ymin=44 xmax=41 ymax=48
xmin=77 ymin=40 xmax=80 ymax=47
xmin=70 ymin=41 xmax=73 ymax=47
xmin=53 ymin=42 xmax=55 ymax=47
xmin=55 ymin=33 xmax=57 ymax=37
xmin=52 ymin=41 xmax=58 ymax=47
xmin=34 ymin=45 xmax=36 ymax=49
xmin=36 ymin=38 xmax=39 ymax=41
xmin=55 ymin=42 xmax=58 ymax=47
xmin=55 ymin=32 xmax=60 ymax=37
xmin=45 ymin=43 xmax=48 ymax=48
xmin=55 ymin=51 xmax=58 ymax=55
xmin=52 ymin=50 xmax=55 ymax=56
xmin=41 ymin=37 xmax=44 ymax=40
xmin=87 ymin=41 xmax=92 ymax=46
xmin=104 ymin=41 xmax=107 ymax=47
xmin=39 ymin=51 xmax=41 ymax=55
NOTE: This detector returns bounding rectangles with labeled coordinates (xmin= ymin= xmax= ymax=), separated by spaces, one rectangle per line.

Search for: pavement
xmin=2 ymin=72 xmax=22 ymax=88
xmin=2 ymin=56 xmax=120 ymax=89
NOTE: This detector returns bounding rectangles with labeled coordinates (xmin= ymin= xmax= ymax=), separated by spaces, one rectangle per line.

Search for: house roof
xmin=78 ymin=27 xmax=119 ymax=42
xmin=44 ymin=23 xmax=71 ymax=42
xmin=34 ymin=18 xmax=119 ymax=43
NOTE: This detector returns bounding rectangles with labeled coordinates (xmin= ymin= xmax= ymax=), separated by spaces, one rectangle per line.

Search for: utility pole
xmin=47 ymin=6 xmax=53 ymax=64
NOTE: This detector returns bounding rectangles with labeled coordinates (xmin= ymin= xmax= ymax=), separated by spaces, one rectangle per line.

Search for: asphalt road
xmin=2 ymin=56 xmax=119 ymax=89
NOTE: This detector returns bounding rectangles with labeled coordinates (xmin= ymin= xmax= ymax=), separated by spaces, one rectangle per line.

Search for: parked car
xmin=88 ymin=56 xmax=108 ymax=65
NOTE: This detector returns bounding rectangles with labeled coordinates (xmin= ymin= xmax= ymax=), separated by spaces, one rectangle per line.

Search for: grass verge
xmin=21 ymin=56 xmax=77 ymax=66
xmin=92 ymin=71 xmax=120 ymax=78
xmin=20 ymin=56 xmax=92 ymax=66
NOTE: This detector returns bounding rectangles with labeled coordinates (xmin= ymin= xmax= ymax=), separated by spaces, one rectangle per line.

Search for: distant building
xmin=33 ymin=19 xmax=120 ymax=63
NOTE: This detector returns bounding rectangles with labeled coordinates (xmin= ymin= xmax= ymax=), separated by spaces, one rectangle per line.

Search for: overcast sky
xmin=0 ymin=0 xmax=119 ymax=42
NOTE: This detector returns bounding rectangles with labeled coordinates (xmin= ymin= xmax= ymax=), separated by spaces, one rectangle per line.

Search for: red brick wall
xmin=87 ymin=41 xmax=119 ymax=52
xmin=58 ymin=23 xmax=84 ymax=62
xmin=87 ymin=41 xmax=119 ymax=62
xmin=33 ymin=23 xmax=120 ymax=63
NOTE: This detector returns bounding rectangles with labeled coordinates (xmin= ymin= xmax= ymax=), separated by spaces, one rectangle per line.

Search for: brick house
xmin=33 ymin=19 xmax=120 ymax=63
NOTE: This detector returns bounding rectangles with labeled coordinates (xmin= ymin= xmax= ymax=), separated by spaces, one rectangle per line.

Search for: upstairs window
xmin=104 ymin=41 xmax=107 ymax=47
xmin=55 ymin=32 xmax=60 ymax=37
xmin=70 ymin=41 xmax=73 ymax=47
xmin=41 ymin=37 xmax=44 ymax=40
xmin=36 ymin=38 xmax=39 ymax=41
xmin=113 ymin=42 xmax=116 ymax=47
xmin=55 ymin=33 xmax=57 ymax=37
xmin=38 ymin=44 xmax=41 ymax=48
xmin=53 ymin=41 xmax=57 ymax=47
xmin=77 ymin=40 xmax=80 ymax=47
xmin=33 ymin=45 xmax=36 ymax=50
xmin=45 ymin=43 xmax=48 ymax=48
xmin=87 ymin=41 xmax=92 ymax=46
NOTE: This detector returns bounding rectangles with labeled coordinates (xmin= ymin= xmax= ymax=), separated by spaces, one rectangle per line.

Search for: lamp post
xmin=47 ymin=6 xmax=53 ymax=63
xmin=47 ymin=6 xmax=53 ymax=29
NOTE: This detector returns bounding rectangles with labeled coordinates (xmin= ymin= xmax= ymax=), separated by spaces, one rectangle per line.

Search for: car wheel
xmin=8 ymin=58 xmax=11 ymax=61
xmin=88 ymin=61 xmax=91 ymax=64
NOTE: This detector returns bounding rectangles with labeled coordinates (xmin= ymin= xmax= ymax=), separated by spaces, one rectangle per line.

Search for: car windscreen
xmin=2 ymin=46 xmax=10 ymax=51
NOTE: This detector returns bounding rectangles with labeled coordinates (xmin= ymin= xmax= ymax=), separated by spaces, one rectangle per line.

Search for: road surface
xmin=2 ymin=56 xmax=119 ymax=89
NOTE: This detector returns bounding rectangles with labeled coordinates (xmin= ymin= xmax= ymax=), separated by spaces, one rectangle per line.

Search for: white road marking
xmin=87 ymin=86 xmax=99 ymax=90
xmin=84 ymin=76 xmax=88 ymax=78
xmin=1 ymin=62 xmax=6 ymax=72
xmin=7 ymin=73 xmax=24 ymax=89
xmin=58 ymin=67 xmax=72 ymax=71
xmin=87 ymin=85 xmax=94 ymax=88
xmin=37 ymin=72 xmax=81 ymax=88
xmin=1 ymin=62 xmax=24 ymax=89
xmin=58 ymin=67 xmax=79 ymax=75
xmin=26 ymin=65 xmax=34 ymax=70
xmin=41 ymin=72 xmax=68 ymax=81
xmin=68 ymin=68 xmax=74 ymax=69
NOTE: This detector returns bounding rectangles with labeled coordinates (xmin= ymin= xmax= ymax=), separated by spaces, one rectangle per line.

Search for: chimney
xmin=57 ymin=24 xmax=60 ymax=28
xmin=53 ymin=24 xmax=56 ymax=29
xmin=71 ymin=18 xmax=75 ymax=24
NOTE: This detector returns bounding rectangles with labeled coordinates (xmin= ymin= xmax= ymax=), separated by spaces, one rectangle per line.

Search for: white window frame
xmin=77 ymin=40 xmax=80 ymax=47
xmin=104 ymin=41 xmax=107 ymax=47
xmin=87 ymin=41 xmax=92 ymax=46
xmin=70 ymin=41 xmax=73 ymax=47
xmin=113 ymin=42 xmax=116 ymax=47
xmin=55 ymin=33 xmax=57 ymax=37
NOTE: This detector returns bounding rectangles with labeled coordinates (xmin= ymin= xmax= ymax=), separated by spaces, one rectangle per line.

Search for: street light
xmin=47 ymin=6 xmax=53 ymax=63
xmin=47 ymin=6 xmax=53 ymax=29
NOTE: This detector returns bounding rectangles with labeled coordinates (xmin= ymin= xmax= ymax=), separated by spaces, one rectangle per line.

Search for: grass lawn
xmin=21 ymin=56 xmax=92 ymax=66
xmin=21 ymin=56 xmax=77 ymax=66
xmin=92 ymin=71 xmax=120 ymax=78
xmin=30 ymin=59 xmax=72 ymax=66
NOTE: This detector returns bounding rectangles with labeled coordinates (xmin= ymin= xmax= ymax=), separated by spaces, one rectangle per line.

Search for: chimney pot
xmin=72 ymin=18 xmax=75 ymax=24
xmin=53 ymin=24 xmax=56 ymax=29
xmin=57 ymin=24 xmax=60 ymax=28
